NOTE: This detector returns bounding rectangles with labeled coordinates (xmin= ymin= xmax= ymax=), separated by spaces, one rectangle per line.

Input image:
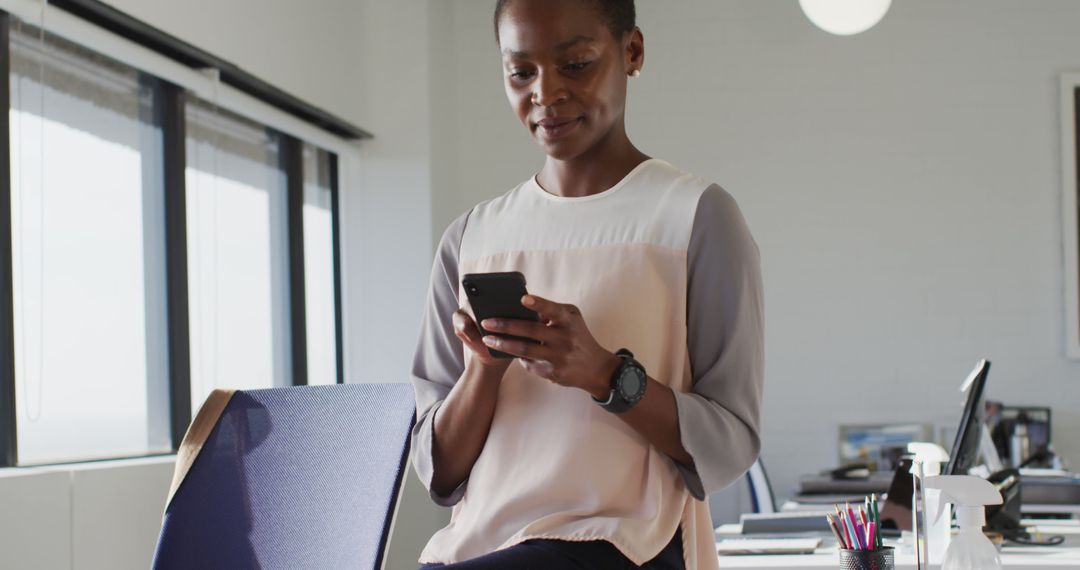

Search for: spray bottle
xmin=908 ymin=442 xmax=951 ymax=561
xmin=924 ymin=475 xmax=1003 ymax=570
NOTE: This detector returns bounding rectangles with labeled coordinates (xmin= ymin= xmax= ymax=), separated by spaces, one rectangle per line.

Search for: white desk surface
xmin=716 ymin=521 xmax=1080 ymax=569
xmin=718 ymin=522 xmax=1080 ymax=537
xmin=715 ymin=545 xmax=1080 ymax=569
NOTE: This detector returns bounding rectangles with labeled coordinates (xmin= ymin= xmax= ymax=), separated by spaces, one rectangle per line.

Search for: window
xmin=185 ymin=99 xmax=292 ymax=407
xmin=302 ymin=144 xmax=339 ymax=385
xmin=0 ymin=8 xmax=354 ymax=466
xmin=9 ymin=23 xmax=170 ymax=464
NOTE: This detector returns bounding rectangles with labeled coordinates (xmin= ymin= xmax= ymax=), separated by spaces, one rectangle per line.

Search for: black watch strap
xmin=593 ymin=348 xmax=647 ymax=414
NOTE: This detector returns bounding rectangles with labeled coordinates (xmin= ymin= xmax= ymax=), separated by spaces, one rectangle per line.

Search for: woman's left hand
xmin=481 ymin=294 xmax=620 ymax=399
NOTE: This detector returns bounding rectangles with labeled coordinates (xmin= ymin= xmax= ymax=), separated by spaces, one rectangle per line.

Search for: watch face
xmin=619 ymin=367 xmax=646 ymax=400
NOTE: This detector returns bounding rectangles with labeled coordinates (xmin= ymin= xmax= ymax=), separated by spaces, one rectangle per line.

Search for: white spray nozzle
xmin=908 ymin=442 xmax=950 ymax=476
xmin=925 ymin=475 xmax=1002 ymax=528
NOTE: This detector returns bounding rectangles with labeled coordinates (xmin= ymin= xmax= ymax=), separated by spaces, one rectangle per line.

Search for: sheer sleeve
xmin=671 ymin=185 xmax=764 ymax=500
xmin=409 ymin=210 xmax=471 ymax=506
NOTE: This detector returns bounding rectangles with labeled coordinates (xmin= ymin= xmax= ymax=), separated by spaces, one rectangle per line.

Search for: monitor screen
xmin=994 ymin=406 xmax=1052 ymax=461
xmin=945 ymin=359 xmax=991 ymax=475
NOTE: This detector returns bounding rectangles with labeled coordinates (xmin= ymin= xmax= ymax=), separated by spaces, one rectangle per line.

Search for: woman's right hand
xmin=453 ymin=309 xmax=513 ymax=374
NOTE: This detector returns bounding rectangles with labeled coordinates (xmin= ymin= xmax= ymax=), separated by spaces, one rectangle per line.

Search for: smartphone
xmin=461 ymin=272 xmax=540 ymax=358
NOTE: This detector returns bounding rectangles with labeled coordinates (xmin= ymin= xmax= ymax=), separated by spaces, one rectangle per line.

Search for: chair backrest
xmin=746 ymin=458 xmax=776 ymax=514
xmin=152 ymin=383 xmax=415 ymax=570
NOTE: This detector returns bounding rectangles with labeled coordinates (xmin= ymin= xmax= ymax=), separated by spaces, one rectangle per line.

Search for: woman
xmin=410 ymin=0 xmax=763 ymax=568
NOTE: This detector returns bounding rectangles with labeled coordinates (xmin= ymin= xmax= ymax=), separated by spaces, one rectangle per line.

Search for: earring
xmin=629 ymin=68 xmax=641 ymax=78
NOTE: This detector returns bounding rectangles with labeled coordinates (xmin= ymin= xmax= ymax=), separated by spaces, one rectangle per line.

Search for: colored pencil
xmin=835 ymin=505 xmax=847 ymax=537
xmin=837 ymin=514 xmax=853 ymax=549
xmin=826 ymin=515 xmax=847 ymax=549
xmin=872 ymin=495 xmax=882 ymax=548
xmin=835 ymin=515 xmax=848 ymax=549
xmin=847 ymin=504 xmax=861 ymax=547
xmin=845 ymin=516 xmax=860 ymax=550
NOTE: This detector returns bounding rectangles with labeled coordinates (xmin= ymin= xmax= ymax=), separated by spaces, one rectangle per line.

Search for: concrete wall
xmin=426 ymin=0 xmax=1080 ymax=509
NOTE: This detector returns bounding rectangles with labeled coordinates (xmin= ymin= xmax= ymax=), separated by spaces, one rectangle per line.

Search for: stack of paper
xmin=716 ymin=538 xmax=822 ymax=556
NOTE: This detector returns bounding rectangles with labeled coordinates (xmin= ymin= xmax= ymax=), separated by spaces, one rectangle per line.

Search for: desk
xmin=715 ymin=523 xmax=1080 ymax=569
xmin=715 ymin=545 xmax=1080 ymax=568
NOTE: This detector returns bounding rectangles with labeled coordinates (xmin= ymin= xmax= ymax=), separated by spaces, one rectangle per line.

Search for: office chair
xmin=152 ymin=383 xmax=415 ymax=570
xmin=745 ymin=458 xmax=777 ymax=514
xmin=707 ymin=457 xmax=777 ymax=525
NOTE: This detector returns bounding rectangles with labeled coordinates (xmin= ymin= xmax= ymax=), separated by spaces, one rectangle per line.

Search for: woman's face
xmin=497 ymin=0 xmax=642 ymax=161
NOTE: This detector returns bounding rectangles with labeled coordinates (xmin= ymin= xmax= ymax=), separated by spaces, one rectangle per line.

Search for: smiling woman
xmin=409 ymin=1 xmax=765 ymax=569
xmin=496 ymin=0 xmax=644 ymax=175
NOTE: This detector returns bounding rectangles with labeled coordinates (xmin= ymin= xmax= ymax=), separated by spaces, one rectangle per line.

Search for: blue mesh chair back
xmin=746 ymin=458 xmax=776 ymax=514
xmin=152 ymin=383 xmax=415 ymax=570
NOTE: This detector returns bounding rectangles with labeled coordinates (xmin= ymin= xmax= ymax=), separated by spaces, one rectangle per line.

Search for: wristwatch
xmin=593 ymin=348 xmax=647 ymax=413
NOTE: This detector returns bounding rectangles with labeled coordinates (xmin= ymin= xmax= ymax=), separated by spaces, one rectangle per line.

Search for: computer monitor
xmin=880 ymin=360 xmax=992 ymax=530
xmin=945 ymin=359 xmax=991 ymax=475
xmin=989 ymin=405 xmax=1052 ymax=466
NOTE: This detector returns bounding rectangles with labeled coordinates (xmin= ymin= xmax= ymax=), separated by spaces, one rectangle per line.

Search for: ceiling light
xmin=799 ymin=0 xmax=892 ymax=36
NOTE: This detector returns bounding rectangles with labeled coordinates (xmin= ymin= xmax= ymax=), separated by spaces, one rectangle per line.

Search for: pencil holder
xmin=838 ymin=547 xmax=894 ymax=570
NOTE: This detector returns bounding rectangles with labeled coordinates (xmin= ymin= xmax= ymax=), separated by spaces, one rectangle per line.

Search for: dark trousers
xmin=418 ymin=528 xmax=683 ymax=570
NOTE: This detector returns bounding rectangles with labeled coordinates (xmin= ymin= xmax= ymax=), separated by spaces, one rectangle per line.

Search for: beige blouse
xmin=409 ymin=159 xmax=764 ymax=568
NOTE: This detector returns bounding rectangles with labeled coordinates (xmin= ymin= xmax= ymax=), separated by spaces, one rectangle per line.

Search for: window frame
xmin=0 ymin=11 xmax=17 ymax=466
xmin=157 ymin=78 xmax=192 ymax=450
xmin=1063 ymin=73 xmax=1080 ymax=359
xmin=284 ymin=134 xmax=309 ymax=387
xmin=0 ymin=5 xmax=352 ymax=466
xmin=329 ymin=152 xmax=345 ymax=385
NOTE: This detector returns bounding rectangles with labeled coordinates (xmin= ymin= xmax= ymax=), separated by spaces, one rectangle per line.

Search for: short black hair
xmin=494 ymin=0 xmax=636 ymax=44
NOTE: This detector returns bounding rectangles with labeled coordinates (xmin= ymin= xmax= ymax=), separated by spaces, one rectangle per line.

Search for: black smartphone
xmin=461 ymin=272 xmax=540 ymax=358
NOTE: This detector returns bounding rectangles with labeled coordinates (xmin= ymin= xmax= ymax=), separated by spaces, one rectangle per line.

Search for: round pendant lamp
xmin=799 ymin=0 xmax=892 ymax=36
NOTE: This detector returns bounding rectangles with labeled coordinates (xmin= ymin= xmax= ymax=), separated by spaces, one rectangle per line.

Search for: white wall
xmin=0 ymin=457 xmax=175 ymax=570
xmin=427 ymin=0 xmax=1080 ymax=509
xmin=99 ymin=0 xmax=368 ymax=129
